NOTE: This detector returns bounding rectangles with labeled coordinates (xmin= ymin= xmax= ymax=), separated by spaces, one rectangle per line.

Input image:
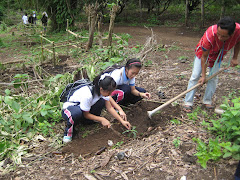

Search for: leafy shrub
xmin=194 ymin=96 xmax=240 ymax=168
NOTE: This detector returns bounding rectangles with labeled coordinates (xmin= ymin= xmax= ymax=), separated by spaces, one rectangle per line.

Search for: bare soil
xmin=0 ymin=25 xmax=240 ymax=180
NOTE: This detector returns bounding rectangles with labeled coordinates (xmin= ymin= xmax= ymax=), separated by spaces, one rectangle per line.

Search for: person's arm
xmin=231 ymin=41 xmax=240 ymax=67
xmin=109 ymin=97 xmax=127 ymax=121
xmin=83 ymin=111 xmax=111 ymax=128
xmin=105 ymin=100 xmax=131 ymax=130
xmin=198 ymin=50 xmax=210 ymax=85
xmin=130 ymin=86 xmax=151 ymax=99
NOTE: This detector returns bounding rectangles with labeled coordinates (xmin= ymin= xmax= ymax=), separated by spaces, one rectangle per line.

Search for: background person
xmin=28 ymin=14 xmax=34 ymax=24
xmin=62 ymin=76 xmax=131 ymax=143
xmin=183 ymin=16 xmax=240 ymax=113
xmin=41 ymin=12 xmax=48 ymax=34
xmin=22 ymin=13 xmax=28 ymax=25
xmin=33 ymin=11 xmax=37 ymax=24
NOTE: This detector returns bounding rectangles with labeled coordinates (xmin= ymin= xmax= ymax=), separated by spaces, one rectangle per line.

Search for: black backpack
xmin=60 ymin=79 xmax=94 ymax=103
xmin=102 ymin=64 xmax=122 ymax=74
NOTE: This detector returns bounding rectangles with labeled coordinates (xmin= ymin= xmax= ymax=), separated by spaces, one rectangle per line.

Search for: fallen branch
xmin=1 ymin=60 xmax=26 ymax=65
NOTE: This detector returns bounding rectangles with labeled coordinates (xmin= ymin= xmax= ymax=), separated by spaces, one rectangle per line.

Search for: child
xmin=99 ymin=58 xmax=151 ymax=106
xmin=22 ymin=13 xmax=28 ymax=25
xmin=62 ymin=75 xmax=131 ymax=143
xmin=41 ymin=12 xmax=48 ymax=34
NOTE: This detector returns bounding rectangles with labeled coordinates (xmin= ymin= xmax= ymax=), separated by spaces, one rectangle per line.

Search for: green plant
xmin=90 ymin=169 xmax=96 ymax=174
xmin=193 ymin=137 xmax=223 ymax=169
xmin=187 ymin=107 xmax=199 ymax=121
xmin=11 ymin=74 xmax=29 ymax=92
xmin=178 ymin=56 xmax=188 ymax=61
xmin=82 ymin=130 xmax=90 ymax=138
xmin=144 ymin=60 xmax=153 ymax=67
xmin=194 ymin=96 xmax=240 ymax=168
xmin=173 ymin=137 xmax=181 ymax=148
xmin=170 ymin=119 xmax=181 ymax=125
xmin=122 ymin=126 xmax=138 ymax=138
xmin=0 ymin=73 xmax=71 ymax=169
xmin=112 ymin=141 xmax=124 ymax=149
xmin=0 ymin=38 xmax=5 ymax=47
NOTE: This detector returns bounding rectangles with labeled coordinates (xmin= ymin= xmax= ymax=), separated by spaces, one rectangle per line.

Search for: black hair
xmin=217 ymin=16 xmax=236 ymax=36
xmin=125 ymin=58 xmax=142 ymax=70
xmin=93 ymin=76 xmax=116 ymax=96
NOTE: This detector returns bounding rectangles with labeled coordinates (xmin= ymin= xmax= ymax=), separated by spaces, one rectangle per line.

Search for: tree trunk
xmin=97 ymin=14 xmax=103 ymax=48
xmin=220 ymin=0 xmax=225 ymax=19
xmin=185 ymin=0 xmax=189 ymax=27
xmin=107 ymin=5 xmax=119 ymax=47
xmin=139 ymin=0 xmax=142 ymax=19
xmin=85 ymin=3 xmax=99 ymax=51
xmin=201 ymin=0 xmax=204 ymax=28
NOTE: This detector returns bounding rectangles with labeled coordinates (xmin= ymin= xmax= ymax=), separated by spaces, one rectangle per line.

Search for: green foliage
xmin=193 ymin=137 xmax=223 ymax=169
xmin=122 ymin=126 xmax=138 ymax=139
xmin=0 ymin=38 xmax=5 ymax=47
xmin=208 ymin=97 xmax=240 ymax=143
xmin=112 ymin=141 xmax=124 ymax=149
xmin=170 ymin=119 xmax=181 ymax=125
xmin=173 ymin=137 xmax=181 ymax=148
xmin=0 ymin=72 xmax=73 ymax=166
xmin=144 ymin=60 xmax=153 ymax=67
xmin=194 ymin=96 xmax=240 ymax=168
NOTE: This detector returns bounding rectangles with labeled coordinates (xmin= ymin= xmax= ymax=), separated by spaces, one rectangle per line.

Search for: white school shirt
xmin=109 ymin=67 xmax=135 ymax=86
xmin=62 ymin=86 xmax=110 ymax=111
xmin=22 ymin=15 xmax=28 ymax=24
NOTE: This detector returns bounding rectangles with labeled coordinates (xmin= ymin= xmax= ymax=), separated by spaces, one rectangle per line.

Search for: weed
xmin=193 ymin=137 xmax=223 ymax=169
xmin=82 ymin=130 xmax=90 ymax=138
xmin=112 ymin=141 xmax=124 ymax=149
xmin=144 ymin=60 xmax=153 ymax=67
xmin=194 ymin=96 xmax=240 ymax=168
xmin=178 ymin=56 xmax=188 ymax=61
xmin=173 ymin=137 xmax=181 ymax=148
xmin=170 ymin=119 xmax=181 ymax=125
xmin=90 ymin=169 xmax=96 ymax=174
xmin=122 ymin=126 xmax=138 ymax=138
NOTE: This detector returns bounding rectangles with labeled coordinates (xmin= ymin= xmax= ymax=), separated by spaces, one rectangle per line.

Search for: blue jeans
xmin=184 ymin=56 xmax=220 ymax=106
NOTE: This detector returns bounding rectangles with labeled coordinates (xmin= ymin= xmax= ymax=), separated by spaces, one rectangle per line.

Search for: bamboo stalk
xmin=43 ymin=47 xmax=58 ymax=55
xmin=52 ymin=41 xmax=56 ymax=66
xmin=67 ymin=19 xmax=69 ymax=56
xmin=41 ymin=32 xmax=44 ymax=64
xmin=66 ymin=29 xmax=88 ymax=38
xmin=39 ymin=35 xmax=53 ymax=44
xmin=1 ymin=60 xmax=26 ymax=65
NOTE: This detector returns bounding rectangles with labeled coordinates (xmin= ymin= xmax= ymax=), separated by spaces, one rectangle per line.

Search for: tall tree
xmin=201 ymin=0 xmax=204 ymax=28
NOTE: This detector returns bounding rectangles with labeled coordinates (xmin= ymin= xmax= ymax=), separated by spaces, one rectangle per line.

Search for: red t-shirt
xmin=195 ymin=23 xmax=240 ymax=67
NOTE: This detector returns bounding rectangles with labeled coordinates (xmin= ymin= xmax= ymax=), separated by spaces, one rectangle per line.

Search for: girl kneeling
xmin=62 ymin=76 xmax=131 ymax=143
xmin=99 ymin=58 xmax=151 ymax=106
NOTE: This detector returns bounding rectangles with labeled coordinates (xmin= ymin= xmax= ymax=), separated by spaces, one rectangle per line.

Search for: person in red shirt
xmin=183 ymin=17 xmax=240 ymax=112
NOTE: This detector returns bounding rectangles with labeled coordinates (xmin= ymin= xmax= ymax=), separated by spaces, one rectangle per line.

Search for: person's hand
xmin=121 ymin=121 xmax=131 ymax=130
xmin=100 ymin=118 xmax=111 ymax=128
xmin=140 ymin=92 xmax=151 ymax=99
xmin=119 ymin=109 xmax=127 ymax=121
xmin=198 ymin=77 xmax=206 ymax=85
xmin=230 ymin=58 xmax=238 ymax=67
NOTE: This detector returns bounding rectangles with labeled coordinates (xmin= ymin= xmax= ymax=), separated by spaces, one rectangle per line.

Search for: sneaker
xmin=63 ymin=136 xmax=72 ymax=143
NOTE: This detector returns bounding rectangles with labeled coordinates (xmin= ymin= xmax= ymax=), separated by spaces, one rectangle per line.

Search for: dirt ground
xmin=1 ymin=25 xmax=240 ymax=180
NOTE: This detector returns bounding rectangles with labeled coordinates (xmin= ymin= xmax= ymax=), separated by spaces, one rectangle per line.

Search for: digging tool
xmin=147 ymin=67 xmax=229 ymax=119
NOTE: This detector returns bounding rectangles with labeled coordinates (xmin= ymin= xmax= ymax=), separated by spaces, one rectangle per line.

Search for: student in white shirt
xmin=22 ymin=13 xmax=28 ymax=25
xmin=99 ymin=58 xmax=151 ymax=105
xmin=62 ymin=75 xmax=131 ymax=143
